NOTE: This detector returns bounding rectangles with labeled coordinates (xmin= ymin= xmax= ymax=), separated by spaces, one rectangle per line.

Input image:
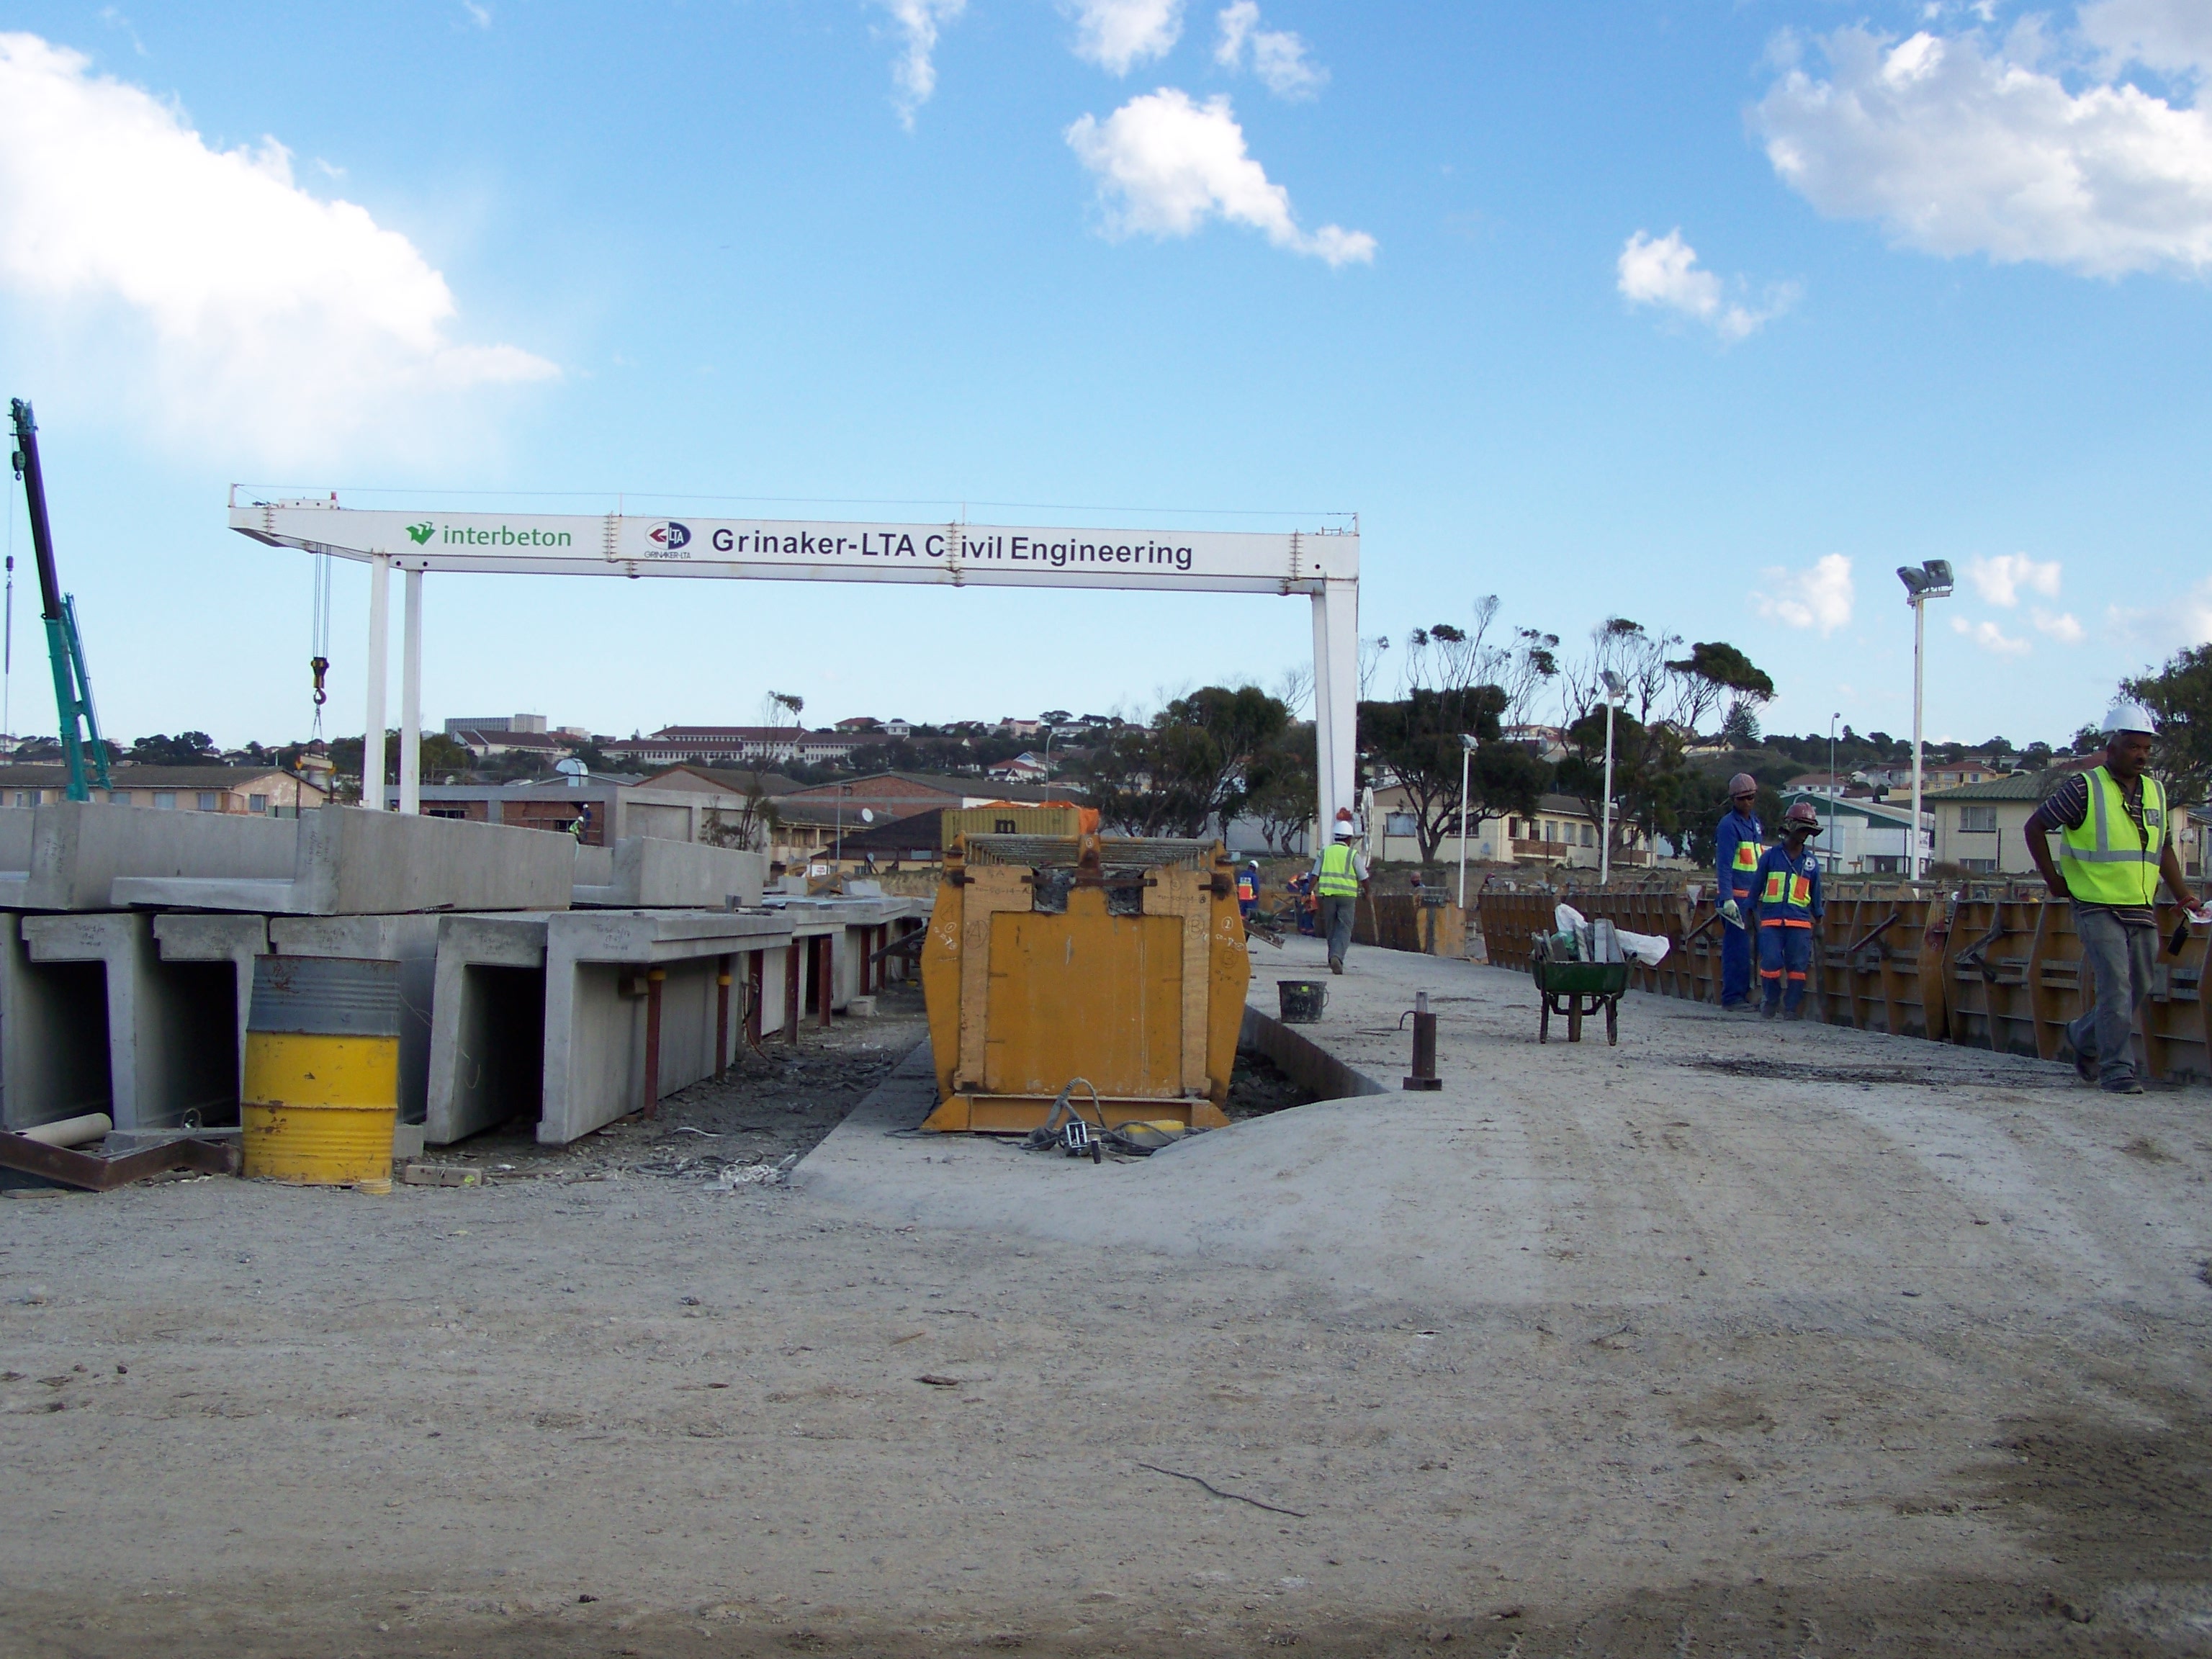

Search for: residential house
xmin=448 ymin=725 xmax=580 ymax=762
xmin=0 ymin=764 xmax=325 ymax=815
xmin=1369 ymin=782 xmax=1661 ymax=870
xmin=987 ymin=751 xmax=1052 ymax=783
xmin=382 ymin=774 xmax=747 ymax=846
xmin=443 ymin=714 xmax=548 ymax=737
xmin=1778 ymin=788 xmax=1932 ymax=876
xmin=600 ymin=726 xmax=869 ymax=768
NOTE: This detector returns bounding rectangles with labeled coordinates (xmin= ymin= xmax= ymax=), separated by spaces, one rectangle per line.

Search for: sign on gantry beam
xmin=229 ymin=500 xmax=1356 ymax=594
xmin=226 ymin=494 xmax=1361 ymax=835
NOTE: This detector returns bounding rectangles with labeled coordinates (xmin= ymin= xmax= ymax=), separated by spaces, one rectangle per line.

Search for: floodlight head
xmin=1923 ymin=559 xmax=1954 ymax=591
xmin=1897 ymin=565 xmax=1930 ymax=598
xmin=1460 ymin=732 xmax=1478 ymax=750
xmin=1601 ymin=670 xmax=1628 ymax=698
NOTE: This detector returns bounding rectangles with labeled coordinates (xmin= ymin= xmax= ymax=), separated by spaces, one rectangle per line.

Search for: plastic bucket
xmin=242 ymin=956 xmax=400 ymax=1190
xmin=1277 ymin=979 xmax=1328 ymax=1023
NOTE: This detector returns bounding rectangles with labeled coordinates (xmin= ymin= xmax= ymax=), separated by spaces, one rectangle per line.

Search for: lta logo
xmin=646 ymin=521 xmax=691 ymax=552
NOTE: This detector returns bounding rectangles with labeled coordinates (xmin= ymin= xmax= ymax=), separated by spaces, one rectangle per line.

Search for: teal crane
xmin=7 ymin=399 xmax=109 ymax=801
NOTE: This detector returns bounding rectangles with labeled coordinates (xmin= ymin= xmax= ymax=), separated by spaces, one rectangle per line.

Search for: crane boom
xmin=8 ymin=400 xmax=109 ymax=801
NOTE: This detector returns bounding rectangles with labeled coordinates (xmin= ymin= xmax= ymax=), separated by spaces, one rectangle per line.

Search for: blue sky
xmin=1 ymin=0 xmax=2207 ymax=751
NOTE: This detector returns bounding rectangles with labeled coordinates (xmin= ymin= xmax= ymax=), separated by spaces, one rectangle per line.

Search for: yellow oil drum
xmin=919 ymin=832 xmax=1249 ymax=1134
xmin=241 ymin=956 xmax=401 ymax=1190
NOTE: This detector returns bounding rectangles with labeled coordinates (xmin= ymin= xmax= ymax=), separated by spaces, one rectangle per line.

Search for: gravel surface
xmin=2 ymin=945 xmax=2209 ymax=1657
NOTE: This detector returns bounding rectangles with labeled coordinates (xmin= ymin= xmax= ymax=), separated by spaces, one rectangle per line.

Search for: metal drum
xmin=241 ymin=956 xmax=401 ymax=1191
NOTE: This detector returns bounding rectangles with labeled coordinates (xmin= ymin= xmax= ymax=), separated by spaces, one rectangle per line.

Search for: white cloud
xmin=1069 ymin=0 xmax=1184 ymax=75
xmin=1951 ymin=615 xmax=2032 ymax=655
xmin=1616 ymin=230 xmax=1793 ymax=341
xmin=1213 ymin=2 xmax=1328 ymax=100
xmin=1964 ymin=552 xmax=2062 ymax=606
xmin=1753 ymin=25 xmax=2212 ymax=277
xmin=2109 ymin=578 xmax=2212 ymax=650
xmin=462 ymin=1 xmax=492 ymax=28
xmin=2032 ymin=608 xmax=2085 ymax=643
xmin=877 ymin=0 xmax=966 ymax=128
xmin=0 ymin=33 xmax=554 ymax=466
xmin=1752 ymin=553 xmax=1855 ymax=634
xmin=2080 ymin=0 xmax=2212 ymax=77
xmin=1065 ymin=89 xmax=1375 ymax=265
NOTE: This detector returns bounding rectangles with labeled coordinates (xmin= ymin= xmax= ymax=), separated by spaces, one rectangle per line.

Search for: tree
xmin=2126 ymin=642 xmax=2212 ymax=806
xmin=1082 ymin=685 xmax=1289 ymax=838
xmin=1557 ymin=706 xmax=1703 ymax=871
xmin=1718 ymin=702 xmax=1762 ymax=749
xmin=130 ymin=731 xmax=219 ymax=766
xmin=1244 ymin=725 xmax=1317 ymax=854
xmin=1664 ymin=641 xmax=1774 ymax=737
xmin=1358 ymin=685 xmax=1509 ymax=863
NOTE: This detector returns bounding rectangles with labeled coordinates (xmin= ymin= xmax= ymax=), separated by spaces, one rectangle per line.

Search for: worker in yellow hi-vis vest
xmin=2027 ymin=703 xmax=2206 ymax=1095
xmin=1312 ymin=807 xmax=1370 ymax=975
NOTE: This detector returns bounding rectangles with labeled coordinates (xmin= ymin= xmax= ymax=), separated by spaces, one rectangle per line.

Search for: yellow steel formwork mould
xmin=920 ymin=832 xmax=1249 ymax=1134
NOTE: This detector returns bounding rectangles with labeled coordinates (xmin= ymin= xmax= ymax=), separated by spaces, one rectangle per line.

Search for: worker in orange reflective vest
xmin=1753 ymin=801 xmax=1825 ymax=1018
xmin=1714 ymin=773 xmax=1763 ymax=1010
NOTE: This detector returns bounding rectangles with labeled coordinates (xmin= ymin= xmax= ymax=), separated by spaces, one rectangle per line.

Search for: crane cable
xmin=309 ymin=551 xmax=331 ymax=739
xmin=4 ymin=462 xmax=14 ymax=745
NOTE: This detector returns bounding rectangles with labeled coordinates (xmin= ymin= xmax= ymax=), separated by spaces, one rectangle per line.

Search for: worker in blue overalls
xmin=1236 ymin=860 xmax=1260 ymax=922
xmin=1753 ymin=801 xmax=1825 ymax=1018
xmin=1714 ymin=773 xmax=1763 ymax=1011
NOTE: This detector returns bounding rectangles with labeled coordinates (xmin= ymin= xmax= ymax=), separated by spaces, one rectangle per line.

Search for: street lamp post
xmin=1896 ymin=562 xmax=1954 ymax=881
xmin=1599 ymin=671 xmax=1627 ymax=886
xmin=1457 ymin=732 xmax=1476 ymax=908
xmin=1827 ymin=711 xmax=1839 ymax=876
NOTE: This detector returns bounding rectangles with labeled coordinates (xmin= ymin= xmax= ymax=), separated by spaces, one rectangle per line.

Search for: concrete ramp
xmin=798 ymin=933 xmax=2212 ymax=1320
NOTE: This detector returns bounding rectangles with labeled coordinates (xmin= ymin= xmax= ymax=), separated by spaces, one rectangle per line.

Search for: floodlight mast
xmin=228 ymin=495 xmax=1360 ymax=836
xmin=1895 ymin=563 xmax=1954 ymax=879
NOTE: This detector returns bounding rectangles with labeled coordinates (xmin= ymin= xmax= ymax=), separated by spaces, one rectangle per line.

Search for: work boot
xmin=1785 ymin=1004 xmax=1807 ymax=1021
xmin=1328 ymin=958 xmax=1343 ymax=975
xmin=2102 ymin=1075 xmax=2145 ymax=1096
xmin=1759 ymin=1001 xmax=1779 ymax=1019
xmin=2067 ymin=1043 xmax=2096 ymax=1084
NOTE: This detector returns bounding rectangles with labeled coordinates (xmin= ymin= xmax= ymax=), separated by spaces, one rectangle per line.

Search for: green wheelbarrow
xmin=1529 ymin=932 xmax=1629 ymax=1045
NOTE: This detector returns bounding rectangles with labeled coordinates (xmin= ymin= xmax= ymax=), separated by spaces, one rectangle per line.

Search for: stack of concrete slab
xmin=571 ymin=837 xmax=765 ymax=909
xmin=0 ymin=799 xmax=929 ymax=1154
xmin=112 ymin=805 xmax=575 ymax=914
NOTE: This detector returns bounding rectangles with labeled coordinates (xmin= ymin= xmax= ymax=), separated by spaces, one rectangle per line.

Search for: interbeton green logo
xmin=405 ymin=521 xmax=435 ymax=545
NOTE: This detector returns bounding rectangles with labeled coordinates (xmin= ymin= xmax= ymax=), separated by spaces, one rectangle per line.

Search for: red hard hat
xmin=1784 ymin=800 xmax=1822 ymax=832
xmin=1727 ymin=773 xmax=1757 ymax=797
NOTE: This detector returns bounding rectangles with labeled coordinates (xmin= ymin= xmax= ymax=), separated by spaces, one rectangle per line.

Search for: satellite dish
xmin=860 ymin=808 xmax=875 ymax=824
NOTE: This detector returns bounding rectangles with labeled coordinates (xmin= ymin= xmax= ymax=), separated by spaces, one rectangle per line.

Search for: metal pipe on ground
xmin=17 ymin=1112 xmax=111 ymax=1148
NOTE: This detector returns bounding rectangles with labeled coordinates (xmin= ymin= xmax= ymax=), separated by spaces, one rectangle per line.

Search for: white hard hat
xmin=1334 ymin=821 xmax=1359 ymax=839
xmin=2101 ymin=701 xmax=2159 ymax=737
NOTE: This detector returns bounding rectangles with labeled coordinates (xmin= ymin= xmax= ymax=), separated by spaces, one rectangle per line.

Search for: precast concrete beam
xmin=426 ymin=913 xmax=554 ymax=1146
xmin=17 ymin=912 xmax=243 ymax=1132
xmin=0 ymin=914 xmax=114 ymax=1132
xmin=0 ymin=802 xmax=297 ymax=912
xmin=112 ymin=807 xmax=575 ymax=915
xmin=572 ymin=837 xmax=766 ymax=909
xmin=538 ymin=909 xmax=791 ymax=1145
xmin=151 ymin=913 xmax=270 ymax=1106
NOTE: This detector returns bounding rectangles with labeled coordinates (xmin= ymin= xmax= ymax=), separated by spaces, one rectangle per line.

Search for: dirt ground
xmin=3 ymin=950 xmax=2210 ymax=1658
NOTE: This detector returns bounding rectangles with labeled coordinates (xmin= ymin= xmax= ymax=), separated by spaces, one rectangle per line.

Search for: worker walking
xmin=1753 ymin=801 xmax=1825 ymax=1018
xmin=1313 ymin=808 xmax=1369 ymax=975
xmin=1236 ymin=859 xmax=1260 ymax=922
xmin=1714 ymin=773 xmax=1763 ymax=1011
xmin=2027 ymin=703 xmax=2204 ymax=1095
